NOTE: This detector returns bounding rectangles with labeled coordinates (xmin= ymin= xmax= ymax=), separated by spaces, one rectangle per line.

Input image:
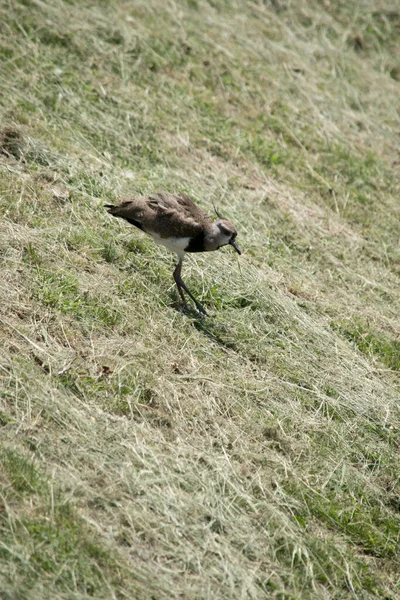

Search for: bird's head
xmin=215 ymin=220 xmax=241 ymax=255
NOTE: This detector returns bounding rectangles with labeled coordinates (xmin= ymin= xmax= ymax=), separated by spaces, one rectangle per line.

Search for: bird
xmin=105 ymin=191 xmax=241 ymax=315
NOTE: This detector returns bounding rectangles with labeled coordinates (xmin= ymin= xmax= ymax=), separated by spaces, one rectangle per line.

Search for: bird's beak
xmin=230 ymin=240 xmax=242 ymax=255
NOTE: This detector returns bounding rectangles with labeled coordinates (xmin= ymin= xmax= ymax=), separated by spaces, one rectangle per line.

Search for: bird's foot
xmin=177 ymin=299 xmax=208 ymax=318
xmin=193 ymin=300 xmax=208 ymax=317
xmin=175 ymin=279 xmax=209 ymax=317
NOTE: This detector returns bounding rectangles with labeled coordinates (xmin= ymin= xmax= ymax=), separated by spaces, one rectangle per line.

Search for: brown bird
xmin=105 ymin=191 xmax=241 ymax=315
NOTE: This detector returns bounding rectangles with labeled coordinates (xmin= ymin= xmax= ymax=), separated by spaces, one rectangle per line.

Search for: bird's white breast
xmin=150 ymin=232 xmax=191 ymax=256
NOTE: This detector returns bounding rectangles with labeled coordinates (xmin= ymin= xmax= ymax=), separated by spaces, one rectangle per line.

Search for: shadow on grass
xmin=171 ymin=296 xmax=240 ymax=352
xmin=193 ymin=316 xmax=239 ymax=351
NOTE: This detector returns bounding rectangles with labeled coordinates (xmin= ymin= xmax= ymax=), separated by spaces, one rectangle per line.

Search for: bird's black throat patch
xmin=185 ymin=232 xmax=205 ymax=253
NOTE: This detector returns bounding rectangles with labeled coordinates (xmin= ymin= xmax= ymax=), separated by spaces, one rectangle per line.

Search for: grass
xmin=0 ymin=0 xmax=399 ymax=598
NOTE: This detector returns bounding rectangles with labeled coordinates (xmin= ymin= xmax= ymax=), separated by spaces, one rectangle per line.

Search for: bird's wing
xmin=169 ymin=192 xmax=211 ymax=224
xmin=148 ymin=192 xmax=210 ymax=220
xmin=107 ymin=193 xmax=208 ymax=239
xmin=106 ymin=198 xmax=148 ymax=228
xmin=145 ymin=192 xmax=207 ymax=238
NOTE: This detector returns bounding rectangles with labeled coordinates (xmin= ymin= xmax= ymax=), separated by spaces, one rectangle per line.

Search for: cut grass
xmin=0 ymin=447 xmax=160 ymax=600
xmin=1 ymin=0 xmax=400 ymax=598
xmin=332 ymin=318 xmax=400 ymax=372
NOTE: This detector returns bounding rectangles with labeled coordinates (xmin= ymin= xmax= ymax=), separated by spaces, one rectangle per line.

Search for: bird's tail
xmin=104 ymin=204 xmax=117 ymax=214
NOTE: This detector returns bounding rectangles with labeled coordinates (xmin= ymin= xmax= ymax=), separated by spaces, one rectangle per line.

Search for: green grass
xmin=0 ymin=448 xmax=149 ymax=599
xmin=332 ymin=318 xmax=400 ymax=372
xmin=0 ymin=0 xmax=400 ymax=598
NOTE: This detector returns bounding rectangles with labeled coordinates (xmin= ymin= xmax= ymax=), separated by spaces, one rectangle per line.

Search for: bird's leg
xmin=173 ymin=258 xmax=208 ymax=316
xmin=173 ymin=259 xmax=187 ymax=306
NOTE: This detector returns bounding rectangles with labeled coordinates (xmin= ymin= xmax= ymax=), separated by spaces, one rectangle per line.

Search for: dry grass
xmin=0 ymin=0 xmax=399 ymax=598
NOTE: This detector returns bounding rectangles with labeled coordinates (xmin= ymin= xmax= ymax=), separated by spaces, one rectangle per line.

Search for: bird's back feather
xmin=107 ymin=192 xmax=211 ymax=239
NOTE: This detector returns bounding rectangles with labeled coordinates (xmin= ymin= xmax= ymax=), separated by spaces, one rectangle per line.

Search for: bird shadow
xmin=194 ymin=318 xmax=239 ymax=352
xmin=171 ymin=298 xmax=239 ymax=353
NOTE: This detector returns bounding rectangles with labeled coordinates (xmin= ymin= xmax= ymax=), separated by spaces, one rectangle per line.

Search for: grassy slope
xmin=0 ymin=0 xmax=399 ymax=598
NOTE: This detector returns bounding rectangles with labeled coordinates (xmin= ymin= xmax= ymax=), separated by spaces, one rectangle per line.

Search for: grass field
xmin=0 ymin=0 xmax=399 ymax=598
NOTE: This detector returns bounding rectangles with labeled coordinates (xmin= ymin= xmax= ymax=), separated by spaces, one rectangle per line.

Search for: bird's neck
xmin=203 ymin=222 xmax=224 ymax=251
